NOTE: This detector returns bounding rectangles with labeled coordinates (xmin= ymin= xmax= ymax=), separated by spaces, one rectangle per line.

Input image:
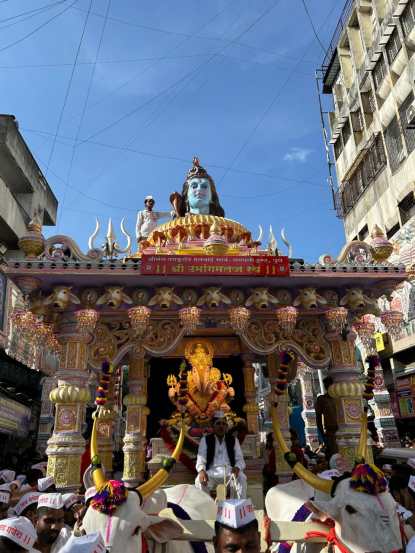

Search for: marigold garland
xmin=363 ymin=354 xmax=379 ymax=402
xmin=274 ymin=351 xmax=293 ymax=399
xmin=95 ymin=360 xmax=114 ymax=406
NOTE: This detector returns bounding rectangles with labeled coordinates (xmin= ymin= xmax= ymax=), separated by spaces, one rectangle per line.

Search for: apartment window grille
xmin=401 ymin=0 xmax=415 ymax=37
xmin=362 ymin=151 xmax=374 ymax=186
xmin=351 ymin=109 xmax=364 ymax=132
xmin=361 ymin=89 xmax=376 ymax=114
xmin=399 ymin=192 xmax=415 ymax=225
xmin=373 ymin=55 xmax=387 ymax=89
xmin=384 ymin=116 xmax=405 ymax=172
xmin=334 ymin=138 xmax=343 ymax=159
xmin=342 ymin=120 xmax=352 ymax=144
xmin=342 ymin=184 xmax=354 ymax=214
xmin=386 ymin=29 xmax=402 ymax=64
xmin=358 ymin=225 xmax=369 ymax=241
xmin=372 ymin=134 xmax=387 ymax=172
xmin=386 ymin=222 xmax=401 ymax=239
xmin=399 ymin=91 xmax=415 ymax=154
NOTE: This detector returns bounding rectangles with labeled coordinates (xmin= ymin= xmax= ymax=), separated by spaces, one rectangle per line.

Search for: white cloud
xmin=283 ymin=147 xmax=312 ymax=163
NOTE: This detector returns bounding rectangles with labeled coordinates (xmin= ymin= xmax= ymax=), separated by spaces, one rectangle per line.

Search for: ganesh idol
xmin=170 ymin=157 xmax=225 ymax=217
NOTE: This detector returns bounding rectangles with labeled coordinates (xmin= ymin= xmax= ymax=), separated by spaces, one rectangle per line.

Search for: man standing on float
xmin=136 ymin=196 xmax=172 ymax=242
xmin=195 ymin=411 xmax=247 ymax=499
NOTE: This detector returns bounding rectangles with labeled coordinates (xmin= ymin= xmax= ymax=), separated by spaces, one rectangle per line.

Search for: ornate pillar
xmin=326 ymin=331 xmax=366 ymax=467
xmin=46 ymin=321 xmax=91 ymax=491
xmin=123 ymin=350 xmax=150 ymax=486
xmin=36 ymin=376 xmax=56 ymax=455
xmin=242 ymin=354 xmax=259 ymax=433
xmin=267 ymin=353 xmax=292 ymax=482
xmin=95 ymin=374 xmax=117 ymax=473
xmin=297 ymin=363 xmax=319 ymax=449
xmin=369 ymin=362 xmax=400 ymax=448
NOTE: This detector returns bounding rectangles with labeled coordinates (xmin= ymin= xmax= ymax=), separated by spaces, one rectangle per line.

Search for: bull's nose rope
xmin=304 ymin=527 xmax=350 ymax=553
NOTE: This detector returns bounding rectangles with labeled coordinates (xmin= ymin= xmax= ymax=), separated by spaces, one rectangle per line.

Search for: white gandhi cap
xmin=37 ymin=493 xmax=64 ymax=510
xmin=216 ymin=499 xmax=256 ymax=529
xmin=60 ymin=531 xmax=106 ymax=553
xmin=0 ymin=516 xmax=37 ymax=550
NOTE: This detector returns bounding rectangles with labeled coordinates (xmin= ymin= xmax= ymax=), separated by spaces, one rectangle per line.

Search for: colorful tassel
xmin=350 ymin=463 xmax=387 ymax=495
xmin=90 ymin=480 xmax=128 ymax=514
xmin=95 ymin=360 xmax=114 ymax=406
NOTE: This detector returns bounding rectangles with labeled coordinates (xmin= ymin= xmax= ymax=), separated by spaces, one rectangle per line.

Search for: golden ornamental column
xmin=46 ymin=320 xmax=91 ymax=491
xmin=326 ymin=330 xmax=366 ymax=467
xmin=242 ymin=354 xmax=259 ymax=433
xmin=267 ymin=353 xmax=292 ymax=482
xmin=123 ymin=350 xmax=150 ymax=486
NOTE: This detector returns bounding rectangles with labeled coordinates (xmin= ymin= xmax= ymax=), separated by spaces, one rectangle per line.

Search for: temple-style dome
xmin=147 ymin=214 xmax=252 ymax=246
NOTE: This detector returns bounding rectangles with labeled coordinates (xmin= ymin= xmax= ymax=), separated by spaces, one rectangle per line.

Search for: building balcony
xmin=389 ymin=46 xmax=407 ymax=76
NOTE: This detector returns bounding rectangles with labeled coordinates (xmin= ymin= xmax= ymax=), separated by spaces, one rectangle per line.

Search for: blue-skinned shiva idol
xmin=170 ymin=157 xmax=225 ymax=217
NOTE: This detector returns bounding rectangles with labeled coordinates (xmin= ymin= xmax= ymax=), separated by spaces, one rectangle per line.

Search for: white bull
xmin=197 ymin=287 xmax=231 ymax=308
xmin=97 ymin=286 xmax=133 ymax=308
xmin=44 ymin=286 xmax=81 ymax=310
xmin=293 ymin=288 xmax=327 ymax=310
xmin=245 ymin=288 xmax=279 ymax=309
xmin=149 ymin=287 xmax=184 ymax=309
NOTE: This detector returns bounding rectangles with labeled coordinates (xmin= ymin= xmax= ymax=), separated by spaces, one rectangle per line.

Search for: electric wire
xmin=0 ymin=0 xmax=69 ymax=30
xmin=58 ymin=0 xmax=112 ymax=232
xmin=300 ymin=0 xmax=327 ymax=54
xmin=45 ymin=0 xmax=93 ymax=173
xmin=0 ymin=0 xmax=78 ymax=54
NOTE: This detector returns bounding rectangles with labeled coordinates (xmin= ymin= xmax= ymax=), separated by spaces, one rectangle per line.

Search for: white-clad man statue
xmin=195 ymin=411 xmax=247 ymax=499
xmin=136 ymin=196 xmax=172 ymax=242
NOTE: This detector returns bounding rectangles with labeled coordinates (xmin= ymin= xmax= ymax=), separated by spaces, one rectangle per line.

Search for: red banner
xmin=141 ymin=254 xmax=290 ymax=277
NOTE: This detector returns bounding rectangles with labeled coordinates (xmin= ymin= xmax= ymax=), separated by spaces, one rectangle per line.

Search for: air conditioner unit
xmin=406 ymin=102 xmax=415 ymax=129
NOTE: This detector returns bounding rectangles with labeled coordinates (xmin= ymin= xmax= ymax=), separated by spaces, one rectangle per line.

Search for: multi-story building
xmin=320 ymin=0 xmax=415 ymax=437
xmin=0 ymin=114 xmax=58 ymax=461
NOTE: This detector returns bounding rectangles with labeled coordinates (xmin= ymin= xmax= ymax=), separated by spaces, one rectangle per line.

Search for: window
xmin=342 ymin=120 xmax=351 ymax=144
xmin=384 ymin=116 xmax=405 ymax=172
xmin=399 ymin=192 xmax=415 ymax=225
xmin=361 ymin=89 xmax=376 ymax=114
xmin=373 ymin=55 xmax=387 ymax=89
xmin=372 ymin=134 xmax=387 ymax=172
xmin=386 ymin=29 xmax=402 ymax=64
xmin=358 ymin=225 xmax=369 ymax=241
xmin=351 ymin=109 xmax=364 ymax=132
xmin=399 ymin=92 xmax=415 ymax=154
xmin=386 ymin=222 xmax=401 ymax=239
xmin=334 ymin=138 xmax=343 ymax=159
xmin=401 ymin=0 xmax=415 ymax=37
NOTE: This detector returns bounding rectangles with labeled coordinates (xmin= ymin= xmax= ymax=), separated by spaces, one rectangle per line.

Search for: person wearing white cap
xmin=62 ymin=494 xmax=82 ymax=528
xmin=0 ymin=486 xmax=10 ymax=521
xmin=0 ymin=516 xmax=37 ymax=552
xmin=195 ymin=411 xmax=247 ymax=499
xmin=35 ymin=494 xmax=71 ymax=552
xmin=59 ymin=532 xmax=105 ymax=553
xmin=136 ymin=196 xmax=173 ymax=242
xmin=37 ymin=477 xmax=56 ymax=493
xmin=214 ymin=499 xmax=259 ymax=553
xmin=0 ymin=470 xmax=16 ymax=484
xmin=14 ymin=492 xmax=41 ymax=524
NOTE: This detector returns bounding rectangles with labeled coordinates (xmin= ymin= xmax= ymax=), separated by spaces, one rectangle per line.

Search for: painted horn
xmin=137 ymin=421 xmax=186 ymax=498
xmin=90 ymin=409 xmax=108 ymax=489
xmin=357 ymin=409 xmax=368 ymax=461
xmin=271 ymin=406 xmax=333 ymax=495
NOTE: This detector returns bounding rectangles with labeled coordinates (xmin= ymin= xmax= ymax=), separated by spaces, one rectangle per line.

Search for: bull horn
xmin=137 ymin=421 xmax=186 ymax=498
xmin=90 ymin=408 xmax=108 ymax=489
xmin=357 ymin=409 xmax=368 ymax=461
xmin=271 ymin=406 xmax=333 ymax=495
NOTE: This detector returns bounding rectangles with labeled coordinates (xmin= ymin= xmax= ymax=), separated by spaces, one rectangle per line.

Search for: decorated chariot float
xmin=1 ymin=157 xmax=409 ymax=511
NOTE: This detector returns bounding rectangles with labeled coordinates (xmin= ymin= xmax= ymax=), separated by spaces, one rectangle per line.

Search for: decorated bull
xmin=44 ymin=286 xmax=81 ymax=310
xmin=82 ymin=404 xmax=186 ymax=553
xmin=293 ymin=288 xmax=327 ymax=310
xmin=197 ymin=287 xmax=231 ymax=308
xmin=245 ymin=288 xmax=279 ymax=309
xmin=97 ymin=286 xmax=133 ymax=309
xmin=149 ymin=287 xmax=183 ymax=309
xmin=340 ymin=288 xmax=379 ymax=313
xmin=269 ymin=400 xmax=402 ymax=552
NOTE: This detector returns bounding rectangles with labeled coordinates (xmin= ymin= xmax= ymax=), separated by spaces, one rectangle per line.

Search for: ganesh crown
xmin=186 ymin=156 xmax=210 ymax=180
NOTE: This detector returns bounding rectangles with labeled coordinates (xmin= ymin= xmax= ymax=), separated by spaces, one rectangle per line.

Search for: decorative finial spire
xmin=186 ymin=156 xmax=209 ymax=180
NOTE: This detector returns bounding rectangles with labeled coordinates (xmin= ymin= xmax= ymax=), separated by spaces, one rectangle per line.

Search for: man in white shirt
xmin=136 ymin=196 xmax=172 ymax=242
xmin=195 ymin=412 xmax=247 ymax=499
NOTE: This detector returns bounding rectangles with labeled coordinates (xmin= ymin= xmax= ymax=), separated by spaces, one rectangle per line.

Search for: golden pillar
xmin=326 ymin=330 xmax=366 ymax=467
xmin=123 ymin=350 xmax=150 ymax=486
xmin=46 ymin=322 xmax=91 ymax=490
xmin=242 ymin=354 xmax=259 ymax=433
xmin=267 ymin=353 xmax=292 ymax=482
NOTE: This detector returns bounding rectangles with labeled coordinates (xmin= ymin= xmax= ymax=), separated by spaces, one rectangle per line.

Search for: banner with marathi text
xmin=141 ymin=254 xmax=290 ymax=277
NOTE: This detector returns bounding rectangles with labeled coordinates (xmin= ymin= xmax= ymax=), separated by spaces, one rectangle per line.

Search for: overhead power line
xmin=0 ymin=0 xmax=78 ymax=54
xmin=45 ymin=0 xmax=93 ymax=173
xmin=300 ymin=0 xmax=326 ymax=54
xmin=0 ymin=0 xmax=68 ymax=29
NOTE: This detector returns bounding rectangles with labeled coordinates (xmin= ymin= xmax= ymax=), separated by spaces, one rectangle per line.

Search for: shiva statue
xmin=170 ymin=157 xmax=225 ymax=217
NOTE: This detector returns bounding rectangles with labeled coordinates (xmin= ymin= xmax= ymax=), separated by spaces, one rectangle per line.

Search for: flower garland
xmin=273 ymin=351 xmax=293 ymax=400
xmin=350 ymin=463 xmax=387 ymax=495
xmin=90 ymin=479 xmax=128 ymax=515
xmin=95 ymin=360 xmax=113 ymax=406
xmin=363 ymin=354 xmax=379 ymax=402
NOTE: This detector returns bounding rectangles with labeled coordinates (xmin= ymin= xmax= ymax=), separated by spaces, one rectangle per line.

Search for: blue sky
xmin=0 ymin=0 xmax=346 ymax=261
